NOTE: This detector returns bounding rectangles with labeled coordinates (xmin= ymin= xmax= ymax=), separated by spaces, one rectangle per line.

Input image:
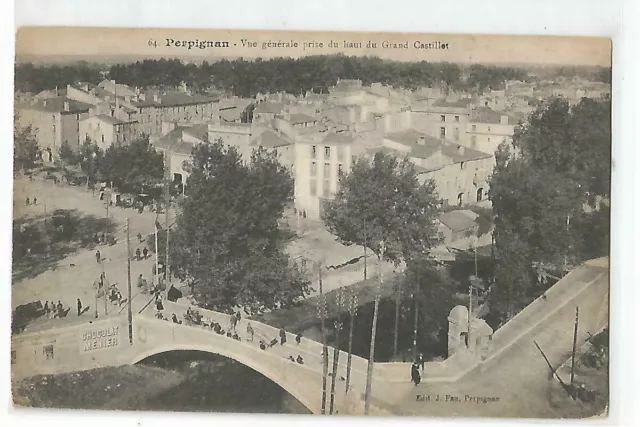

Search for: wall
xmin=466 ymin=121 xmax=514 ymax=154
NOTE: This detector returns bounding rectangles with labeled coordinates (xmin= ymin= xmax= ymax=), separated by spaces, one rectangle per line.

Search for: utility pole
xmin=570 ymin=307 xmax=579 ymax=394
xmin=345 ymin=289 xmax=357 ymax=395
xmin=154 ymin=220 xmax=159 ymax=290
xmin=393 ymin=274 xmax=400 ymax=360
xmin=363 ymin=219 xmax=367 ymax=281
xmin=318 ymin=262 xmax=328 ymax=415
xmin=364 ymin=240 xmax=384 ymax=415
xmin=126 ymin=218 xmax=133 ymax=344
xmin=329 ymin=288 xmax=344 ymax=414
xmin=165 ymin=150 xmax=171 ymax=298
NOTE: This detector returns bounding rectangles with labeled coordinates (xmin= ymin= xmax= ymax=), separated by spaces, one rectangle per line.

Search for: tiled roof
xmin=470 ymin=107 xmax=518 ymax=125
xmin=287 ymin=113 xmax=318 ymax=125
xmin=440 ymin=143 xmax=492 ymax=163
xmin=18 ymin=96 xmax=93 ymax=114
xmin=254 ymin=102 xmax=284 ymax=114
xmin=254 ymin=129 xmax=294 ymax=149
xmin=439 ymin=210 xmax=479 ymax=232
xmin=89 ymin=114 xmax=124 ymax=125
xmin=323 ymin=132 xmax=355 ymax=145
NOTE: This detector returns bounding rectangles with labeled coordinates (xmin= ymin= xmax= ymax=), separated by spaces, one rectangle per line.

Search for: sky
xmin=15 ymin=27 xmax=612 ymax=68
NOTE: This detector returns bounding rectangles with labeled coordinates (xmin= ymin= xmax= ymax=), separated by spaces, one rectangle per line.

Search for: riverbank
xmin=12 ymin=365 xmax=185 ymax=410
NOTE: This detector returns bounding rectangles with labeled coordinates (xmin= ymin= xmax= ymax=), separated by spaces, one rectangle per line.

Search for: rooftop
xmin=254 ymin=102 xmax=285 ymax=114
xmin=252 ymin=128 xmax=294 ymax=149
xmin=17 ymin=96 xmax=93 ymax=114
xmin=471 ymin=107 xmax=519 ymax=125
xmin=439 ymin=210 xmax=479 ymax=232
xmin=287 ymin=113 xmax=318 ymax=125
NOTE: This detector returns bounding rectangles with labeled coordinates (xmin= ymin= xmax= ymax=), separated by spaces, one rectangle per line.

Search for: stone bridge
xmin=11 ymin=258 xmax=609 ymax=416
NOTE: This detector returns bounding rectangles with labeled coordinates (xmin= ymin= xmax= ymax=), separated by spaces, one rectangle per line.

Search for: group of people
xmin=43 ymin=300 xmax=65 ymax=319
xmin=24 ymin=197 xmax=38 ymax=206
xmin=134 ymin=247 xmax=150 ymax=261
xmin=287 ymin=355 xmax=305 ymax=365
xmin=93 ymin=233 xmax=115 ymax=245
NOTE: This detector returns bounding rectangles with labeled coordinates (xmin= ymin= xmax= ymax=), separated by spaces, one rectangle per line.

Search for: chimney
xmin=417 ymin=135 xmax=426 ymax=146
xmin=457 ymin=145 xmax=465 ymax=155
xmin=63 ymin=101 xmax=70 ymax=112
xmin=500 ymin=115 xmax=508 ymax=125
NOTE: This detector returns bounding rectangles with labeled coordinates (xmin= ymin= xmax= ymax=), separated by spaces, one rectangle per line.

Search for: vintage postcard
xmin=11 ymin=27 xmax=611 ymax=418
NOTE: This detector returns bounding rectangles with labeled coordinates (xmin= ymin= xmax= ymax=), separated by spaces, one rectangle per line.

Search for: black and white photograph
xmin=10 ymin=27 xmax=611 ymax=418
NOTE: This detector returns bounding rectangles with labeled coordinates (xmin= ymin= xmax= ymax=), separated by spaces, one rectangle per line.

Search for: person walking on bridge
xmin=246 ymin=322 xmax=254 ymax=342
xmin=279 ymin=327 xmax=287 ymax=346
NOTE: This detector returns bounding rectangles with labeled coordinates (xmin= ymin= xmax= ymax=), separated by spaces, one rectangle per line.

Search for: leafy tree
xmin=77 ymin=137 xmax=103 ymax=185
xmin=323 ymin=152 xmax=442 ymax=266
xmin=58 ymin=140 xmax=78 ymax=166
xmin=489 ymin=96 xmax=611 ymax=320
xmin=98 ymin=136 xmax=164 ymax=195
xmin=13 ymin=115 xmax=39 ymax=172
xmin=170 ymin=141 xmax=311 ymax=314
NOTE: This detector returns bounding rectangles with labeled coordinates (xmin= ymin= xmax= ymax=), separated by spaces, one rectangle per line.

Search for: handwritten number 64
xmin=148 ymin=39 xmax=157 ymax=48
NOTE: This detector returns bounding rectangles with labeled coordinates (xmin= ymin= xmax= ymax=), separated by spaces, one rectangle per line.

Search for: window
xmin=440 ymin=115 xmax=446 ymax=122
xmin=455 ymin=115 xmax=460 ymax=122
xmin=338 ymin=163 xmax=343 ymax=176
xmin=312 ymin=145 xmax=317 ymax=157
xmin=43 ymin=345 xmax=54 ymax=360
xmin=472 ymin=125 xmax=477 ymax=132
xmin=101 ymin=135 xmax=105 ymax=143
xmin=323 ymin=180 xmax=331 ymax=197
xmin=310 ymin=179 xmax=317 ymax=196
xmin=457 ymin=192 xmax=464 ymax=207
xmin=460 ymin=161 xmax=465 ymax=170
xmin=324 ymin=146 xmax=331 ymax=158
xmin=477 ymin=188 xmax=484 ymax=202
xmin=323 ymin=163 xmax=331 ymax=177
xmin=310 ymin=161 xmax=317 ymax=176
xmin=440 ymin=127 xmax=446 ymax=138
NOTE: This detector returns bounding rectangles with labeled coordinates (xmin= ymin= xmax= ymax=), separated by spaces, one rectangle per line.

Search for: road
xmin=13 ymin=177 xmax=173 ymax=321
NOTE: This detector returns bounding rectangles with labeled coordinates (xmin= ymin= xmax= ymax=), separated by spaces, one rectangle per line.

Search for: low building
xmin=151 ymin=123 xmax=208 ymax=184
xmin=15 ymin=96 xmax=93 ymax=162
xmin=466 ymin=107 xmax=518 ymax=155
xmin=79 ymin=115 xmax=140 ymax=150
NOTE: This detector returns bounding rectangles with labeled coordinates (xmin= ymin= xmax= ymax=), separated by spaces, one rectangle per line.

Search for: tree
xmin=170 ymin=141 xmax=311 ymax=314
xmin=77 ymin=137 xmax=103 ymax=186
xmin=14 ymin=115 xmax=39 ymax=172
xmin=323 ymin=152 xmax=442 ymax=364
xmin=489 ymin=96 xmax=611 ymax=320
xmin=58 ymin=140 xmax=78 ymax=166
xmin=98 ymin=136 xmax=164 ymax=195
xmin=323 ymin=152 xmax=442 ymax=265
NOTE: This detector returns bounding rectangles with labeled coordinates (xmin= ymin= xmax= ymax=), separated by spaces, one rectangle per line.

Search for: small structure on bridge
xmin=447 ymin=305 xmax=494 ymax=358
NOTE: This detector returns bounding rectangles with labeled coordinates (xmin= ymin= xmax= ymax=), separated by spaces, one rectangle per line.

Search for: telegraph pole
xmin=329 ymin=288 xmax=344 ymax=414
xmin=363 ymin=219 xmax=367 ymax=281
xmin=364 ymin=240 xmax=384 ymax=415
xmin=154 ymin=220 xmax=159 ymax=290
xmin=345 ymin=289 xmax=357 ymax=395
xmin=165 ymin=150 xmax=171 ymax=298
xmin=126 ymin=218 xmax=133 ymax=344
xmin=319 ymin=262 xmax=328 ymax=415
xmin=570 ymin=307 xmax=579 ymax=393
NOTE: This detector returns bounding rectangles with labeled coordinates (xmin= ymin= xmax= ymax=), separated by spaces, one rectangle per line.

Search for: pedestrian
xmin=77 ymin=298 xmax=82 ymax=316
xmin=279 ymin=327 xmax=287 ymax=346
xmin=137 ymin=274 xmax=144 ymax=288
xmin=56 ymin=301 xmax=63 ymax=318
xmin=417 ymin=353 xmax=425 ymax=373
xmin=33 ymin=197 xmax=37 ymax=205
xmin=143 ymin=247 xmax=149 ymax=260
xmin=259 ymin=340 xmax=267 ymax=351
xmin=172 ymin=313 xmax=179 ymax=324
xmin=25 ymin=197 xmax=30 ymax=206
xmin=295 ymin=332 xmax=302 ymax=345
xmin=48 ymin=301 xmax=55 ymax=319
xmin=137 ymin=232 xmax=142 ymax=243
xmin=230 ymin=313 xmax=238 ymax=334
xmin=44 ymin=301 xmax=49 ymax=317
xmin=296 ymin=355 xmax=304 ymax=365
xmin=135 ymin=248 xmax=141 ymax=261
xmin=411 ymin=362 xmax=421 ymax=386
xmin=236 ymin=311 xmax=242 ymax=323
xmin=246 ymin=323 xmax=254 ymax=342
xmin=95 ymin=250 xmax=101 ymax=264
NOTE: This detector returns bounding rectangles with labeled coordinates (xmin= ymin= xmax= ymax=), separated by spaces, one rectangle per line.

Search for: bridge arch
xmin=128 ymin=342 xmax=318 ymax=413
